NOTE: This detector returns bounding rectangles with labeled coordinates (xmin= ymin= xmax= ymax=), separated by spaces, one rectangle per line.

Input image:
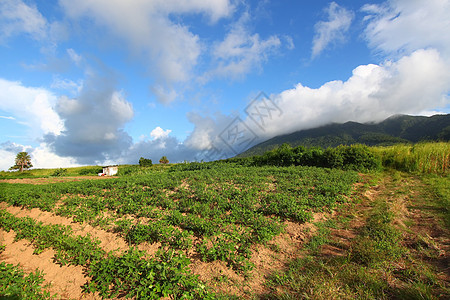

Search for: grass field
xmin=0 ymin=142 xmax=449 ymax=299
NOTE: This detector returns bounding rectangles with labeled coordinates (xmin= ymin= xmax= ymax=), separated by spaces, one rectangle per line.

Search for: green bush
xmin=139 ymin=157 xmax=153 ymax=167
xmin=51 ymin=168 xmax=67 ymax=177
xmin=79 ymin=167 xmax=103 ymax=175
xmin=246 ymin=144 xmax=381 ymax=171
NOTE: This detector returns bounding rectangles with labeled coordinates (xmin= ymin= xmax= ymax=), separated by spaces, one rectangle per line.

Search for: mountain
xmin=238 ymin=114 xmax=450 ymax=157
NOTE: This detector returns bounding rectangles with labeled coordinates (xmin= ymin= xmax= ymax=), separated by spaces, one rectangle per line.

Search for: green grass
xmin=0 ymin=165 xmax=103 ymax=179
xmin=422 ymin=174 xmax=450 ymax=228
xmin=373 ymin=142 xmax=450 ymax=174
xmin=264 ymin=172 xmax=449 ymax=299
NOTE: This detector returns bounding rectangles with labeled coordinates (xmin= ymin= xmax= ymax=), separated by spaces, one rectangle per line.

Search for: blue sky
xmin=1 ymin=0 xmax=449 ymax=170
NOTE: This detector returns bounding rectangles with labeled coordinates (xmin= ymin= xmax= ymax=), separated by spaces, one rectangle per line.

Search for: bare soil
xmin=0 ymin=229 xmax=97 ymax=299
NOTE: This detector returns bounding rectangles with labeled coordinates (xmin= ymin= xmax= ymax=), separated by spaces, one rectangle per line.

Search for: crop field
xmin=0 ymin=164 xmax=359 ymax=299
xmin=1 ymin=143 xmax=449 ymax=299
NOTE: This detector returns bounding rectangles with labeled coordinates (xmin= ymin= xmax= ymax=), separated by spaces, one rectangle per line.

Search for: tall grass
xmin=374 ymin=142 xmax=450 ymax=174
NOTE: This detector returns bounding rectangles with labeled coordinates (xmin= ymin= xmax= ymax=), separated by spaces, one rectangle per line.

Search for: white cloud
xmin=362 ymin=0 xmax=450 ymax=58
xmin=0 ymin=116 xmax=15 ymax=120
xmin=0 ymin=0 xmax=48 ymax=41
xmin=206 ymin=12 xmax=282 ymax=80
xmin=0 ymin=79 xmax=64 ymax=138
xmin=0 ymin=141 xmax=29 ymax=171
xmin=125 ymin=135 xmax=197 ymax=164
xmin=312 ymin=2 xmax=354 ymax=58
xmin=150 ymin=127 xmax=172 ymax=140
xmin=183 ymin=49 xmax=450 ymax=156
xmin=0 ymin=149 xmax=19 ymax=171
xmin=154 ymin=0 xmax=234 ymax=22
xmin=150 ymin=85 xmax=178 ymax=104
xmin=44 ymin=70 xmax=134 ymax=165
xmin=263 ymin=49 xmax=450 ymax=137
xmin=59 ymin=0 xmax=234 ymax=103
xmin=31 ymin=143 xmax=80 ymax=169
xmin=67 ymin=48 xmax=82 ymax=66
xmin=50 ymin=76 xmax=82 ymax=95
xmin=183 ymin=111 xmax=244 ymax=154
xmin=0 ymin=141 xmax=80 ymax=171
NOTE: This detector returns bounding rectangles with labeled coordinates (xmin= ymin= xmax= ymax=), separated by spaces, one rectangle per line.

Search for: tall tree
xmin=10 ymin=152 xmax=33 ymax=172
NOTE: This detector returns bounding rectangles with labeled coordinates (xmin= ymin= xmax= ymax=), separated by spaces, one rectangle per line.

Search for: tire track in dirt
xmin=0 ymin=229 xmax=99 ymax=299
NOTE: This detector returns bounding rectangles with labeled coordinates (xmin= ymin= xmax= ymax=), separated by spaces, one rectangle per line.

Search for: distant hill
xmin=238 ymin=114 xmax=450 ymax=157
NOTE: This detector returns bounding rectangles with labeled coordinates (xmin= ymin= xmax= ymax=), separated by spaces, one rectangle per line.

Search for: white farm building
xmin=101 ymin=165 xmax=118 ymax=176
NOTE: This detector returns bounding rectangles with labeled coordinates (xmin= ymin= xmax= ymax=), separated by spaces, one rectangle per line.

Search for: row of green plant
xmin=0 ymin=262 xmax=53 ymax=299
xmin=0 ymin=165 xmax=359 ymax=273
xmin=0 ymin=210 xmax=214 ymax=299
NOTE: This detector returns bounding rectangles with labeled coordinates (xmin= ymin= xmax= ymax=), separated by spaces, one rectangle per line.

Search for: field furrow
xmin=0 ymin=229 xmax=96 ymax=299
xmin=1 ymin=203 xmax=129 ymax=254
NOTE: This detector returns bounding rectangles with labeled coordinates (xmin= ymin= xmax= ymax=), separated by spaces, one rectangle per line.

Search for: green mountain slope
xmin=238 ymin=114 xmax=450 ymax=157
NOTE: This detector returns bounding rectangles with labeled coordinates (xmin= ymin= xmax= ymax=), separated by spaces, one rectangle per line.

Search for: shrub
xmin=139 ymin=157 xmax=153 ymax=167
xmin=52 ymin=168 xmax=67 ymax=177
xmin=250 ymin=144 xmax=381 ymax=171
xmin=79 ymin=168 xmax=103 ymax=175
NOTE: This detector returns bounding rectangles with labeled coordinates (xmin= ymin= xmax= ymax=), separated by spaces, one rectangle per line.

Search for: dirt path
xmin=403 ymin=176 xmax=450 ymax=286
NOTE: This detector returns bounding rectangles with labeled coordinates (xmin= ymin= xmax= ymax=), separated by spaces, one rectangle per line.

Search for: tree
xmin=159 ymin=156 xmax=169 ymax=164
xmin=139 ymin=157 xmax=153 ymax=167
xmin=10 ymin=152 xmax=33 ymax=172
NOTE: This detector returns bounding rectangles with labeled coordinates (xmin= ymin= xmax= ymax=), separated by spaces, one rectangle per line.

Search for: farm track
xmin=265 ymin=174 xmax=450 ymax=299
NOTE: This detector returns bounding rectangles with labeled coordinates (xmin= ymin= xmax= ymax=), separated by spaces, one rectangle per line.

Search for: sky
xmin=1 ymin=0 xmax=449 ymax=170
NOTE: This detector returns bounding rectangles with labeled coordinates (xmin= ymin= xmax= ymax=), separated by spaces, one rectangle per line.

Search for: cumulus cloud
xmin=124 ymin=135 xmax=198 ymax=165
xmin=150 ymin=127 xmax=172 ymax=140
xmin=362 ymin=0 xmax=450 ymax=58
xmin=0 ymin=141 xmax=31 ymax=171
xmin=0 ymin=78 xmax=64 ymax=138
xmin=263 ymin=49 xmax=450 ymax=137
xmin=184 ymin=112 xmax=236 ymax=150
xmin=184 ymin=48 xmax=450 ymax=157
xmin=0 ymin=141 xmax=80 ymax=171
xmin=206 ymin=12 xmax=282 ymax=80
xmin=44 ymin=70 xmax=134 ymax=165
xmin=59 ymin=0 xmax=234 ymax=103
xmin=0 ymin=0 xmax=48 ymax=41
xmin=312 ymin=2 xmax=354 ymax=58
xmin=31 ymin=143 xmax=80 ymax=169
